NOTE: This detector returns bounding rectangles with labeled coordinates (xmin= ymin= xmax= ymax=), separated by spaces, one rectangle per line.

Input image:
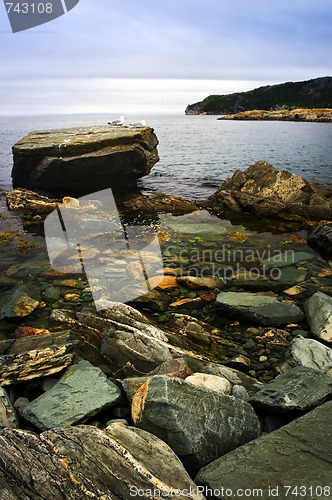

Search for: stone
xmin=261 ymin=251 xmax=314 ymax=268
xmin=216 ymin=291 xmax=304 ymax=326
xmin=169 ymin=297 xmax=204 ymax=309
xmin=195 ymin=401 xmax=332 ymax=499
xmin=132 ymin=375 xmax=261 ymax=471
xmin=0 ymin=284 xmax=41 ymax=319
xmin=204 ymin=162 xmax=332 ymax=220
xmin=12 ymin=126 xmax=159 ymax=195
xmin=129 ymin=289 xmax=170 ymax=312
xmin=227 ymin=267 xmax=308 ymax=292
xmin=231 ymin=385 xmax=249 ymax=401
xmin=0 ymin=331 xmax=76 ymax=386
xmin=185 ymin=373 xmax=232 ymax=394
xmin=122 ymin=357 xmax=193 ymax=402
xmin=183 ymin=356 xmax=263 ymax=395
xmin=250 ymin=366 xmax=332 ymax=413
xmin=0 ymin=387 xmax=19 ymax=428
xmin=6 ymin=188 xmax=59 ymax=214
xmin=119 ymin=191 xmax=198 ymax=215
xmin=176 ymin=276 xmax=218 ymax=290
xmin=283 ymin=336 xmax=332 ymax=374
xmin=0 ymin=424 xmax=204 ymax=499
xmin=20 ymin=360 xmax=122 ymax=430
xmin=14 ymin=326 xmax=51 ymax=339
xmin=304 ymin=291 xmax=332 ymax=342
xmin=308 ymin=223 xmax=332 ymax=256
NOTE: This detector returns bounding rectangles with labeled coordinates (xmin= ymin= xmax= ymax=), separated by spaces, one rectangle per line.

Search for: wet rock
xmin=12 ymin=126 xmax=159 ymax=195
xmin=185 ymin=373 xmax=232 ymax=394
xmin=216 ymin=291 xmax=304 ymax=326
xmin=195 ymin=401 xmax=332 ymax=499
xmin=282 ymin=336 xmax=332 ymax=374
xmin=119 ymin=191 xmax=198 ymax=215
xmin=0 ymin=284 xmax=41 ymax=319
xmin=205 ymin=162 xmax=332 ymax=220
xmin=0 ymin=424 xmax=204 ymax=500
xmin=182 ymin=356 xmax=263 ymax=395
xmin=308 ymin=223 xmax=332 ymax=256
xmin=176 ymin=276 xmax=218 ymax=290
xmin=304 ymin=291 xmax=332 ymax=342
xmin=0 ymin=331 xmax=76 ymax=386
xmin=14 ymin=326 xmax=51 ymax=339
xmin=132 ymin=375 xmax=261 ymax=471
xmin=227 ymin=267 xmax=307 ymax=293
xmin=6 ymin=188 xmax=60 ymax=214
xmin=20 ymin=360 xmax=122 ymax=430
xmin=122 ymin=358 xmax=193 ymax=402
xmin=129 ymin=289 xmax=170 ymax=312
xmin=261 ymin=251 xmax=315 ymax=268
xmin=169 ymin=297 xmax=204 ymax=310
xmin=0 ymin=387 xmax=19 ymax=428
xmin=250 ymin=366 xmax=332 ymax=413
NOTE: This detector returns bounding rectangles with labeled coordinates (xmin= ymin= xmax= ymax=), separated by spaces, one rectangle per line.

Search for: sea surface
xmin=1 ymin=114 xmax=332 ymax=199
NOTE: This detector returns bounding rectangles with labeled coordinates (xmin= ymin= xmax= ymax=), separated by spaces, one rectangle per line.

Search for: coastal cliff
xmin=185 ymin=76 xmax=332 ymax=116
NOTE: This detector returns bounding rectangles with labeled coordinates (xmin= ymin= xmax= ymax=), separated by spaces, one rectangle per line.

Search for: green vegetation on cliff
xmin=185 ymin=77 xmax=332 ymax=115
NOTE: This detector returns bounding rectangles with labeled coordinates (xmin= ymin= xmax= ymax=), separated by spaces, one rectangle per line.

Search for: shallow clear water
xmin=1 ymin=114 xmax=332 ymax=199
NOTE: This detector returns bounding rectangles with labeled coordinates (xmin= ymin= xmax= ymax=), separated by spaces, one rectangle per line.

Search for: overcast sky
xmin=1 ymin=0 xmax=331 ymax=116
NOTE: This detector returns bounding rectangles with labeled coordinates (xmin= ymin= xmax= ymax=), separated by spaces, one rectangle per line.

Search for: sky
xmin=1 ymin=0 xmax=332 ymax=116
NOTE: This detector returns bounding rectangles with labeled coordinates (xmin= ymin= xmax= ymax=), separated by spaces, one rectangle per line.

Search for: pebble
xmin=64 ymin=294 xmax=80 ymax=302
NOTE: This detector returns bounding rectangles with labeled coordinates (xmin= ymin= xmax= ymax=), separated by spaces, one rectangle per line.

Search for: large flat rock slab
xmin=195 ymin=401 xmax=332 ymax=500
xmin=20 ymin=360 xmax=122 ymax=430
xmin=12 ymin=125 xmax=159 ymax=195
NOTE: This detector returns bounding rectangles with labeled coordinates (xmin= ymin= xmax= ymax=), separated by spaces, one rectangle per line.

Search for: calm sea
xmin=1 ymin=114 xmax=332 ymax=200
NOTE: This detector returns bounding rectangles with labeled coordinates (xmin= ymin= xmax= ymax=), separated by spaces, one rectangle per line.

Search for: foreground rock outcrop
xmin=195 ymin=401 xmax=332 ymax=499
xmin=0 ymin=424 xmax=204 ymax=500
xmin=11 ymin=126 xmax=159 ymax=196
xmin=204 ymin=161 xmax=332 ymax=220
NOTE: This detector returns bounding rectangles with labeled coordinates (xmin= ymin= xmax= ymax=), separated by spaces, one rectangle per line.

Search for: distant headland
xmin=185 ymin=76 xmax=332 ymax=121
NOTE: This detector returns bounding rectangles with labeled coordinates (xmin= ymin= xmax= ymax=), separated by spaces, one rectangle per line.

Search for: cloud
xmin=0 ymin=0 xmax=331 ymax=114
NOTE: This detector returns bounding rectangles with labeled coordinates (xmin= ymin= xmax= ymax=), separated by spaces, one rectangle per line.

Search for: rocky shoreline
xmin=1 ymin=128 xmax=332 ymax=498
xmin=216 ymin=108 xmax=332 ymax=122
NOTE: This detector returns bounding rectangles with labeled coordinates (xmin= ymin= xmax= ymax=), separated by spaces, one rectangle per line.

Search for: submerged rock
xmin=20 ymin=360 xmax=122 ymax=430
xmin=250 ymin=366 xmax=332 ymax=413
xmin=132 ymin=375 xmax=261 ymax=471
xmin=195 ymin=401 xmax=332 ymax=499
xmin=12 ymin=125 xmax=159 ymax=195
xmin=216 ymin=291 xmax=304 ymax=326
xmin=0 ymin=424 xmax=204 ymax=499
xmin=0 ymin=284 xmax=41 ymax=319
xmin=304 ymin=291 xmax=332 ymax=343
xmin=204 ymin=162 xmax=332 ymax=221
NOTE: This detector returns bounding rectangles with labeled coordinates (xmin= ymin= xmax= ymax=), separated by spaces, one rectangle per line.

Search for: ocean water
xmin=1 ymin=114 xmax=332 ymax=199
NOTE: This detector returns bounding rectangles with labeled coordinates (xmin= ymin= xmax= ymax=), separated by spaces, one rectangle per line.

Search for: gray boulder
xmin=250 ymin=366 xmax=332 ymax=413
xmin=195 ymin=401 xmax=332 ymax=499
xmin=216 ymin=291 xmax=304 ymax=326
xmin=12 ymin=125 xmax=159 ymax=195
xmin=304 ymin=291 xmax=332 ymax=342
xmin=132 ymin=375 xmax=261 ymax=471
xmin=283 ymin=336 xmax=332 ymax=374
xmin=0 ymin=424 xmax=204 ymax=499
xmin=20 ymin=360 xmax=122 ymax=430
